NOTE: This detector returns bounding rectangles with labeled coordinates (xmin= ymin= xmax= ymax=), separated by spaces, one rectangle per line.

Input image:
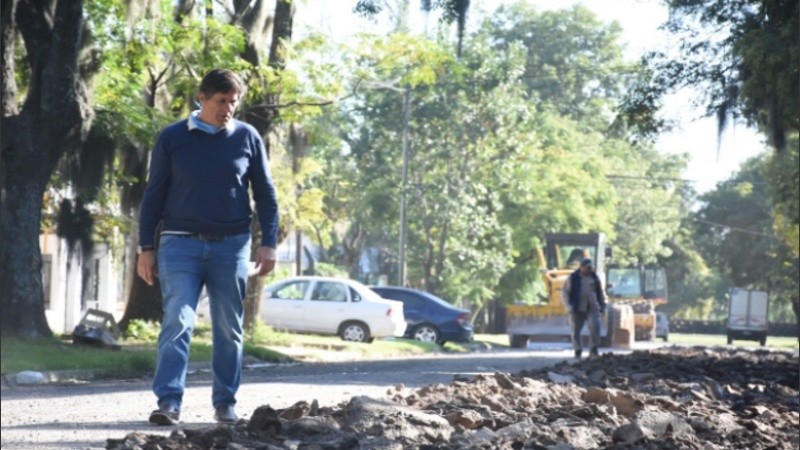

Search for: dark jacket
xmin=566 ymin=269 xmax=606 ymax=312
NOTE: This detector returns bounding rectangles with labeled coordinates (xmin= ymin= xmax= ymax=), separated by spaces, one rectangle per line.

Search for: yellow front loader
xmin=606 ymin=265 xmax=669 ymax=341
xmin=507 ymin=233 xmax=636 ymax=349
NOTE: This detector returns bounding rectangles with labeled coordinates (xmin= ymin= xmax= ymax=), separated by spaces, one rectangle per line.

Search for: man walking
xmin=137 ymin=69 xmax=279 ymax=425
xmin=561 ymin=258 xmax=607 ymax=358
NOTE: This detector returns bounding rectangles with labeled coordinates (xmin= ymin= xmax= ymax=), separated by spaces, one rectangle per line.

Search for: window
xmin=607 ymin=268 xmax=642 ymax=298
xmin=552 ymin=246 xmax=596 ymax=270
xmin=349 ymin=287 xmax=362 ymax=303
xmin=311 ymin=282 xmax=348 ymax=302
xmin=270 ymin=280 xmax=309 ymax=300
xmin=380 ymin=290 xmax=425 ymax=311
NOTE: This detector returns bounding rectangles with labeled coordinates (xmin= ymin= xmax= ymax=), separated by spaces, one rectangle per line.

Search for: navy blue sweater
xmin=139 ymin=119 xmax=279 ymax=248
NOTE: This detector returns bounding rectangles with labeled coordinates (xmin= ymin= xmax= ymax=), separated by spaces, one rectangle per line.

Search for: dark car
xmin=369 ymin=286 xmax=473 ymax=344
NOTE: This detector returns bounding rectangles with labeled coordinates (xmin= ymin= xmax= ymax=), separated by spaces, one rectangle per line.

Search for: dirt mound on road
xmin=107 ymin=347 xmax=799 ymax=449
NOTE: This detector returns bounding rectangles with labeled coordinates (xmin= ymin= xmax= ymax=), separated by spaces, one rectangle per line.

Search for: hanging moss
xmin=56 ymin=198 xmax=94 ymax=258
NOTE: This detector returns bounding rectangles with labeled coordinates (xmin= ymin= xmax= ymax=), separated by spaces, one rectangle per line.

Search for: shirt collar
xmin=188 ymin=110 xmax=235 ymax=134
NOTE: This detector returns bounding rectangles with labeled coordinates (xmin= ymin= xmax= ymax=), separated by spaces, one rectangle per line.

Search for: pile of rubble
xmin=107 ymin=347 xmax=799 ymax=449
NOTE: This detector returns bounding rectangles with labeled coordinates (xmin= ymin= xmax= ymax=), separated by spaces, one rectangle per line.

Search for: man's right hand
xmin=137 ymin=251 xmax=158 ymax=286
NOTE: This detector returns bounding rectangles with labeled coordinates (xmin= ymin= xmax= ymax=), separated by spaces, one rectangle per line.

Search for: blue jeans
xmin=570 ymin=310 xmax=601 ymax=350
xmin=153 ymin=233 xmax=251 ymax=410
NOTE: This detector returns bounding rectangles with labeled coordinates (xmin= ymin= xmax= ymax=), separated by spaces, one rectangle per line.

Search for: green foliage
xmin=312 ymin=262 xmax=350 ymax=277
xmin=246 ymin=320 xmax=291 ymax=346
xmin=642 ymin=0 xmax=799 ymax=151
xmin=765 ymin=136 xmax=800 ymax=257
xmin=605 ymin=146 xmax=688 ymax=265
xmin=124 ymin=319 xmax=161 ymax=342
xmin=303 ymin=3 xmax=691 ymax=312
xmin=0 ymin=337 xmax=156 ymax=376
xmin=692 ymin=154 xmax=798 ymax=322
xmin=659 ymin=234 xmax=727 ymax=320
xmin=486 ymin=3 xmax=631 ymax=127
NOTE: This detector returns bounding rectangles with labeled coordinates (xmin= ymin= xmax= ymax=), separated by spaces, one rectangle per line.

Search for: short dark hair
xmin=199 ymin=69 xmax=246 ymax=97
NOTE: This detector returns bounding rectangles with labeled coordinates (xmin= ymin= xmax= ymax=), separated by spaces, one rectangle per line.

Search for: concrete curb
xmin=2 ymin=362 xmax=214 ymax=389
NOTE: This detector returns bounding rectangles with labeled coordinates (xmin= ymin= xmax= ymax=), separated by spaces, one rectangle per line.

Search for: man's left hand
xmin=254 ymin=246 xmax=277 ymax=276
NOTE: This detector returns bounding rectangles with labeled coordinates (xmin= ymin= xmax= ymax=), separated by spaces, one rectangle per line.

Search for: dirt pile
xmin=107 ymin=347 xmax=799 ymax=449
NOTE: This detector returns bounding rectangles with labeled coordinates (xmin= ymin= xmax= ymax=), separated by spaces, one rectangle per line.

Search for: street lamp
xmin=362 ymin=80 xmax=411 ymax=287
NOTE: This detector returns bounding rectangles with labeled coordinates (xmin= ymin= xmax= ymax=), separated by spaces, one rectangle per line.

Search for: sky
xmin=294 ymin=0 xmax=767 ymax=194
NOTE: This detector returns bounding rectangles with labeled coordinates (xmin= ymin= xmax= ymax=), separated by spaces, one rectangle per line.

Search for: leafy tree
xmin=322 ymin=3 xmax=690 ymax=321
xmin=1 ymin=0 xmax=93 ymax=338
xmin=647 ymin=0 xmax=798 ymax=152
xmin=604 ymin=145 xmax=688 ymax=266
xmin=82 ymin=0 xmax=253 ymax=329
xmin=487 ymin=3 xmax=631 ymax=128
xmin=626 ymin=0 xmax=798 ymax=329
xmin=354 ymin=0 xmax=471 ymax=55
xmin=476 ymin=2 xmax=686 ymax=300
xmin=693 ymin=154 xmax=797 ymax=322
xmin=764 ymin=135 xmax=799 ymax=258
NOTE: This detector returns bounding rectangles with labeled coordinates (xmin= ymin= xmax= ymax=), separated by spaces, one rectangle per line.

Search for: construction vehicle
xmin=606 ymin=264 xmax=668 ymax=341
xmin=507 ymin=233 xmax=636 ymax=349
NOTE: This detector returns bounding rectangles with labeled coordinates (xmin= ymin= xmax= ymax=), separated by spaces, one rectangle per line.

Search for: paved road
xmin=0 ymin=346 xmax=592 ymax=450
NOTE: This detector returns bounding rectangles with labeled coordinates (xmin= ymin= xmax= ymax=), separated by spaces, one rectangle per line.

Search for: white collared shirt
xmin=188 ymin=110 xmax=235 ymax=134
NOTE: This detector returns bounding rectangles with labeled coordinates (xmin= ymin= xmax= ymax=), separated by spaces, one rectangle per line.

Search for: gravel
xmin=99 ymin=346 xmax=799 ymax=450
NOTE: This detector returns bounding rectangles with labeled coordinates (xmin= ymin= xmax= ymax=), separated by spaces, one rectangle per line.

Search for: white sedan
xmin=196 ymin=276 xmax=406 ymax=343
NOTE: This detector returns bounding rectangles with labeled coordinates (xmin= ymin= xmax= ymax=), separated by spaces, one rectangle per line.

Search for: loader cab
xmin=544 ymin=232 xmax=607 ymax=275
xmin=606 ymin=265 xmax=668 ymax=305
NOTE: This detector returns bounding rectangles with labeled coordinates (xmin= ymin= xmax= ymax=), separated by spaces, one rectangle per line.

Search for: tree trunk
xmin=240 ymin=0 xmax=294 ymax=330
xmin=234 ymin=0 xmax=273 ymax=67
xmin=118 ymin=140 xmax=160 ymax=331
xmin=0 ymin=131 xmax=52 ymax=337
xmin=0 ymin=0 xmax=92 ymax=338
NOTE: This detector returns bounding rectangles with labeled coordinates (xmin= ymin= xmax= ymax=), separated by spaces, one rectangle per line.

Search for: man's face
xmin=198 ymin=90 xmax=240 ymax=127
xmin=579 ymin=265 xmax=593 ymax=275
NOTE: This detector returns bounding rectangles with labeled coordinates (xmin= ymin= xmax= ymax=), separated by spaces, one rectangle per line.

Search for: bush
xmin=125 ymin=319 xmax=161 ymax=342
xmin=311 ymin=262 xmax=349 ymax=278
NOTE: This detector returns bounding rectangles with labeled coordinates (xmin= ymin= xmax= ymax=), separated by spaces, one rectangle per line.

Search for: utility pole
xmin=398 ymin=84 xmax=411 ymax=286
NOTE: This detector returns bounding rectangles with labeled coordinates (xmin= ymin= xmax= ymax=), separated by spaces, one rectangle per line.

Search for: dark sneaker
xmin=215 ymin=405 xmax=238 ymax=423
xmin=589 ymin=347 xmax=600 ymax=358
xmin=149 ymin=404 xmax=180 ymax=426
xmin=574 ymin=349 xmax=582 ymax=359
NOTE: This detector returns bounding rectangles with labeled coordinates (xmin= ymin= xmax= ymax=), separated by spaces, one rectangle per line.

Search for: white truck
xmin=727 ymin=288 xmax=769 ymax=346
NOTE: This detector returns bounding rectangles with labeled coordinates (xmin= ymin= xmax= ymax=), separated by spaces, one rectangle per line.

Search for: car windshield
xmin=607 ymin=268 xmax=642 ymax=298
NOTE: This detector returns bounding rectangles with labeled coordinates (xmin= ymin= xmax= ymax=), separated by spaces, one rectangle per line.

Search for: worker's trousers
xmin=570 ymin=309 xmax=601 ymax=350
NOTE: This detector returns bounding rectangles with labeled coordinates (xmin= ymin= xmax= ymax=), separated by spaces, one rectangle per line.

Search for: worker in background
xmin=561 ymin=258 xmax=607 ymax=358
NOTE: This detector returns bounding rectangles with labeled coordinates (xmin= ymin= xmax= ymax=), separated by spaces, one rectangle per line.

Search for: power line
xmin=606 ymin=174 xmax=768 ymax=185
xmin=691 ymin=217 xmax=777 ymax=239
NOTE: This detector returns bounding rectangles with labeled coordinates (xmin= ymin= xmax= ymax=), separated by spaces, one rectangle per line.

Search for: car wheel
xmin=411 ymin=324 xmax=441 ymax=344
xmin=339 ymin=321 xmax=370 ymax=343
